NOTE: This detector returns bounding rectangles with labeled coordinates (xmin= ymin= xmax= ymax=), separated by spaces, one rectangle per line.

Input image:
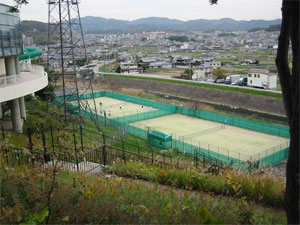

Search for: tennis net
xmin=184 ymin=124 xmax=225 ymax=138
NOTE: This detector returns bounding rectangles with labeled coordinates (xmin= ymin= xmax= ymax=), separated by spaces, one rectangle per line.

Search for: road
xmin=97 ymin=71 xmax=282 ymax=95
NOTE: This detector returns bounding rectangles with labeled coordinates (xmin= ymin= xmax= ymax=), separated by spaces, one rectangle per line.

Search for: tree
xmin=210 ymin=0 xmax=299 ymax=223
xmin=166 ymin=36 xmax=189 ymax=42
xmin=213 ymin=68 xmax=226 ymax=79
xmin=9 ymin=0 xmax=28 ymax=12
xmin=275 ymin=1 xmax=299 ymax=223
xmin=141 ymin=64 xmax=149 ymax=72
xmin=182 ymin=68 xmax=194 ymax=80
xmin=115 ymin=65 xmax=121 ymax=73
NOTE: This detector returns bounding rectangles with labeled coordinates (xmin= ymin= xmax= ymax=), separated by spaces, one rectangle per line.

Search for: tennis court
xmin=132 ymin=113 xmax=289 ymax=161
xmin=75 ymin=96 xmax=157 ymax=118
xmin=63 ymin=91 xmax=289 ymax=164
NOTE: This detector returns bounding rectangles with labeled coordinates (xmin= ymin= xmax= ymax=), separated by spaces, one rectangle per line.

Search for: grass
xmin=0 ymin=164 xmax=287 ymax=224
xmin=104 ymin=74 xmax=283 ymax=98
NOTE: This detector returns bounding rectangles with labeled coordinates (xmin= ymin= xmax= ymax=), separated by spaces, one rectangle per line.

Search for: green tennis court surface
xmin=74 ymin=96 xmax=157 ymax=118
xmin=132 ymin=114 xmax=289 ymax=161
xmin=64 ymin=91 xmax=290 ymax=165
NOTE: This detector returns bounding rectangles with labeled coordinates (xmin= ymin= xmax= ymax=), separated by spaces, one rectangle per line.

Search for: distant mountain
xmin=21 ymin=20 xmax=58 ymax=45
xmin=80 ymin=16 xmax=130 ymax=32
xmin=80 ymin=16 xmax=282 ymax=33
xmin=21 ymin=17 xmax=282 ymax=43
xmin=248 ymin=24 xmax=281 ymax=33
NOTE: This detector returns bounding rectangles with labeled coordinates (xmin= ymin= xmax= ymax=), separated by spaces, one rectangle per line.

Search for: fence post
xmin=101 ymin=130 xmax=106 ymax=166
xmin=227 ymin=149 xmax=229 ymax=163
xmin=1 ymin=125 xmax=5 ymax=164
xmin=57 ymin=128 xmax=62 ymax=152
xmin=195 ymin=149 xmax=198 ymax=168
xmin=50 ymin=123 xmax=55 ymax=152
xmin=1 ymin=126 xmax=5 ymax=142
xmin=194 ymin=149 xmax=196 ymax=167
xmin=4 ymin=148 xmax=9 ymax=165
xmin=136 ymin=141 xmax=140 ymax=160
xmin=102 ymin=145 xmax=106 ymax=166
xmin=79 ymin=122 xmax=84 ymax=153
xmin=41 ymin=124 xmax=49 ymax=163
xmin=150 ymin=146 xmax=154 ymax=165
xmin=73 ymin=124 xmax=79 ymax=171
xmin=121 ymin=137 xmax=126 ymax=164
xmin=27 ymin=127 xmax=33 ymax=152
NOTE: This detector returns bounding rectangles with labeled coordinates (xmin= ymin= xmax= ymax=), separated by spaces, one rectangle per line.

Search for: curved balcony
xmin=0 ymin=65 xmax=48 ymax=103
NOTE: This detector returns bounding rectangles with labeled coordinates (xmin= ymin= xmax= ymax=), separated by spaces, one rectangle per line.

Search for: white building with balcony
xmin=0 ymin=4 xmax=48 ymax=133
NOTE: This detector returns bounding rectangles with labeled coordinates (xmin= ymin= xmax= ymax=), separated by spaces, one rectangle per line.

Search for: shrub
xmin=110 ymin=161 xmax=285 ymax=208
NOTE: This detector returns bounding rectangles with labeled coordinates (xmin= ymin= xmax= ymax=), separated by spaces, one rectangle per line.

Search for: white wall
xmin=268 ymin=75 xmax=277 ymax=89
xmin=247 ymin=72 xmax=277 ymax=89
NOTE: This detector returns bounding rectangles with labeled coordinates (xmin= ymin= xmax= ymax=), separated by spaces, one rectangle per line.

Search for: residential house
xmin=193 ymin=64 xmax=213 ymax=80
xmin=204 ymin=61 xmax=221 ymax=68
xmin=121 ymin=67 xmax=143 ymax=74
xmin=247 ymin=68 xmax=277 ymax=89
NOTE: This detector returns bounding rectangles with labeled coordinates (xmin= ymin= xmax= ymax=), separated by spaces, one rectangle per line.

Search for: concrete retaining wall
xmin=100 ymin=76 xmax=286 ymax=116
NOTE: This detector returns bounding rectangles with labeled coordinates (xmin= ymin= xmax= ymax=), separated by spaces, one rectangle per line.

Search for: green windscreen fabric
xmin=52 ymin=91 xmax=290 ymax=166
xmin=177 ymin=106 xmax=290 ymax=138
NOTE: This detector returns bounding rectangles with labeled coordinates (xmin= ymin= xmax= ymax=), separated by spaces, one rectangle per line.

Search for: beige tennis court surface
xmin=132 ymin=114 xmax=289 ymax=161
xmin=72 ymin=97 xmax=157 ymax=118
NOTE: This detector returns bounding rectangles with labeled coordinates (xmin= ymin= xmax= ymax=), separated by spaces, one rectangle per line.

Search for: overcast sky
xmin=2 ymin=0 xmax=282 ymax=22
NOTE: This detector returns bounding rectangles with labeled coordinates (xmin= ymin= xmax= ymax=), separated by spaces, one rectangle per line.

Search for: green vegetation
xmin=1 ymin=96 xmax=287 ymax=224
xmin=0 ymin=163 xmax=286 ymax=224
xmin=21 ymin=20 xmax=58 ymax=45
xmin=104 ymin=74 xmax=283 ymax=98
xmin=115 ymin=65 xmax=121 ymax=73
xmin=166 ymin=35 xmax=189 ymax=42
xmin=248 ymin=24 xmax=281 ymax=33
xmin=98 ymin=65 xmax=106 ymax=72
xmin=218 ymin=33 xmax=236 ymax=37
xmin=111 ymin=161 xmax=285 ymax=208
xmin=266 ymin=24 xmax=281 ymax=32
xmin=181 ymin=68 xmax=194 ymax=79
xmin=144 ymin=68 xmax=170 ymax=73
xmin=213 ymin=68 xmax=227 ymax=79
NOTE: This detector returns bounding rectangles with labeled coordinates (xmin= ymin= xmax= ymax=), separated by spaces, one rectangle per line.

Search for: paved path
xmin=43 ymin=159 xmax=103 ymax=175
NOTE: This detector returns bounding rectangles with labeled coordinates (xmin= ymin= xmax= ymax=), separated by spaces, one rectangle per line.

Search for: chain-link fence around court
xmin=52 ymin=91 xmax=290 ymax=166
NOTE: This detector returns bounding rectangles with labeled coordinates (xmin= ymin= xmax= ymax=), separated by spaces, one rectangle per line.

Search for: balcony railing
xmin=0 ymin=64 xmax=48 ymax=103
xmin=0 ymin=65 xmax=46 ymax=88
